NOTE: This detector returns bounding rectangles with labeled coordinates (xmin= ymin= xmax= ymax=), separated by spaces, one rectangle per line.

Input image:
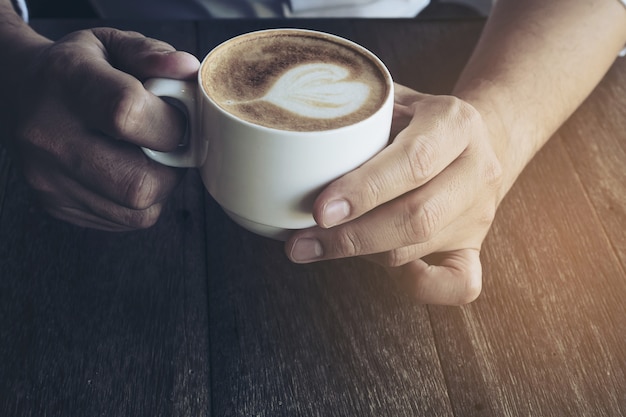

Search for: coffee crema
xmin=201 ymin=30 xmax=390 ymax=132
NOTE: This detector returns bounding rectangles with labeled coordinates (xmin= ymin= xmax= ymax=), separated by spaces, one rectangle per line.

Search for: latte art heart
xmin=261 ymin=63 xmax=370 ymax=119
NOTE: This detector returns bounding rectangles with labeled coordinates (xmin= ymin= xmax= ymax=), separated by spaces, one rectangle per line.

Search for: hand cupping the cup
xmin=286 ymin=83 xmax=504 ymax=305
xmin=5 ymin=27 xmax=199 ymax=231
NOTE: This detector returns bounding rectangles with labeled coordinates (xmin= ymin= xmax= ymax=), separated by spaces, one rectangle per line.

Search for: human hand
xmin=286 ymin=83 xmax=504 ymax=305
xmin=5 ymin=28 xmax=199 ymax=231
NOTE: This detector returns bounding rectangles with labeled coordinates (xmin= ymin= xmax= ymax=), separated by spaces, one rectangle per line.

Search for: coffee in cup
xmin=200 ymin=29 xmax=389 ymax=132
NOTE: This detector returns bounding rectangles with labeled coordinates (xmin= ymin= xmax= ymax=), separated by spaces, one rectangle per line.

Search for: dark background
xmin=24 ymin=0 xmax=480 ymax=19
xmin=27 ymin=0 xmax=98 ymax=18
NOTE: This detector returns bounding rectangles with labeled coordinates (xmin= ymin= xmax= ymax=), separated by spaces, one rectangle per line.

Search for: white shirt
xmin=88 ymin=0 xmax=431 ymax=19
xmin=285 ymin=0 xmax=430 ymax=18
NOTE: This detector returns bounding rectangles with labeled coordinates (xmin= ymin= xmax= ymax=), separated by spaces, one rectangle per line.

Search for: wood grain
xmin=0 ymin=147 xmax=10 ymax=217
xmin=560 ymin=58 xmax=626 ymax=269
xmin=0 ymin=166 xmax=211 ymax=417
xmin=205 ymin=196 xmax=453 ymax=417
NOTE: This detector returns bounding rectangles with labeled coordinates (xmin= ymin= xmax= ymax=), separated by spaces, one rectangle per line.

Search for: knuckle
xmin=331 ymin=229 xmax=363 ymax=258
xmin=382 ymin=247 xmax=414 ymax=268
xmin=361 ymin=172 xmax=386 ymax=209
xmin=483 ymin=157 xmax=503 ymax=189
xmin=405 ymin=198 xmax=441 ymax=243
xmin=95 ymin=27 xmax=142 ymax=40
xmin=402 ymin=137 xmax=437 ymax=182
xmin=44 ymin=43 xmax=77 ymax=76
xmin=450 ymin=96 xmax=482 ymax=130
xmin=121 ymin=165 xmax=162 ymax=210
xmin=41 ymin=35 xmax=92 ymax=81
xmin=108 ymin=83 xmax=147 ymax=139
xmin=443 ymin=96 xmax=484 ymax=147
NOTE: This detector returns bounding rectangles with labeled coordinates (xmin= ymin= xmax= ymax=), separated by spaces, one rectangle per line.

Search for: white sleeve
xmin=11 ymin=0 xmax=29 ymax=21
xmin=285 ymin=0 xmax=430 ymax=17
xmin=290 ymin=0 xmax=374 ymax=11
xmin=617 ymin=0 xmax=626 ymax=56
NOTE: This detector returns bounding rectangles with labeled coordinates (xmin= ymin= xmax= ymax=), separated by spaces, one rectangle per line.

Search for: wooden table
xmin=1 ymin=18 xmax=625 ymax=417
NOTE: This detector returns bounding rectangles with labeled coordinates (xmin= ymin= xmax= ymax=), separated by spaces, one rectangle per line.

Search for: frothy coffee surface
xmin=201 ymin=30 xmax=389 ymax=131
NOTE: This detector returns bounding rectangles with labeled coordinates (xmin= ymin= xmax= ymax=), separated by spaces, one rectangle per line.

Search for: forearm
xmin=0 ymin=0 xmax=51 ymax=141
xmin=453 ymin=0 xmax=626 ymax=196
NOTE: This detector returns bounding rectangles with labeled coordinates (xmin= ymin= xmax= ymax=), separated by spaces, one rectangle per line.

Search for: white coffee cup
xmin=143 ymin=29 xmax=393 ymax=240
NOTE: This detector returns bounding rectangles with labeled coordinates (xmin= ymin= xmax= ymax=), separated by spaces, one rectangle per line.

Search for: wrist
xmin=0 ymin=2 xmax=52 ymax=78
xmin=0 ymin=5 xmax=52 ymax=144
xmin=453 ymin=78 xmax=543 ymax=203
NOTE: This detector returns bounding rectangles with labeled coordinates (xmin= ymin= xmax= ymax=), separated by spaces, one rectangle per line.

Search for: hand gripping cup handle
xmin=141 ymin=78 xmax=207 ymax=168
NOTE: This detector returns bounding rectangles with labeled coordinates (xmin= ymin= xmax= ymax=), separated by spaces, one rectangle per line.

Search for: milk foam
xmin=202 ymin=30 xmax=389 ymax=131
xmin=259 ymin=63 xmax=369 ymax=119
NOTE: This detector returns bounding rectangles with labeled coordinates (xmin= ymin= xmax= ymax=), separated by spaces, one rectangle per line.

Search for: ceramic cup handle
xmin=142 ymin=78 xmax=206 ymax=168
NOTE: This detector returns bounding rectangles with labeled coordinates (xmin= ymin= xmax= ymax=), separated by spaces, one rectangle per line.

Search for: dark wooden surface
xmin=1 ymin=19 xmax=625 ymax=417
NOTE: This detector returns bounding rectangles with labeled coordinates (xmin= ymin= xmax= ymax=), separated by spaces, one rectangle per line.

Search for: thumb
xmin=47 ymin=28 xmax=199 ymax=150
xmin=92 ymin=27 xmax=200 ymax=81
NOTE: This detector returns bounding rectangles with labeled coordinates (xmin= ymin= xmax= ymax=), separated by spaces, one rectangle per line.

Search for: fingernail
xmin=322 ymin=199 xmax=350 ymax=227
xmin=290 ymin=238 xmax=324 ymax=263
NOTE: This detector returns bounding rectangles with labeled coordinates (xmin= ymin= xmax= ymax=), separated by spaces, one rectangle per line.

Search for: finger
xmin=30 ymin=166 xmax=168 ymax=231
xmin=390 ymin=84 xmax=426 ymax=138
xmin=312 ymin=95 xmax=475 ymax=229
xmin=391 ymin=102 xmax=414 ymax=139
xmin=388 ymin=249 xmax=483 ymax=305
xmin=46 ymin=205 xmax=146 ymax=232
xmin=20 ymin=102 xmax=185 ymax=210
xmin=51 ymin=29 xmax=198 ymax=151
xmin=363 ymin=216 xmax=488 ymax=268
xmin=74 ymin=133 xmax=186 ymax=210
xmin=287 ymin=149 xmax=486 ymax=263
xmin=393 ymin=82 xmax=429 ymax=106
xmin=90 ymin=28 xmax=199 ymax=80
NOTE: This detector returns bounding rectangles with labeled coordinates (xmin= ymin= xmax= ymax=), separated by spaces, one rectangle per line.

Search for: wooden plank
xmin=0 ymin=147 xmax=10 ymax=219
xmin=430 ymin=133 xmax=626 ymax=416
xmin=0 ymin=171 xmax=211 ymax=417
xmin=205 ymin=197 xmax=451 ymax=417
xmin=559 ymin=58 xmax=626 ymax=269
xmin=349 ymin=19 xmax=485 ymax=95
xmin=200 ymin=20 xmax=453 ymax=417
xmin=0 ymin=21 xmax=210 ymax=417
